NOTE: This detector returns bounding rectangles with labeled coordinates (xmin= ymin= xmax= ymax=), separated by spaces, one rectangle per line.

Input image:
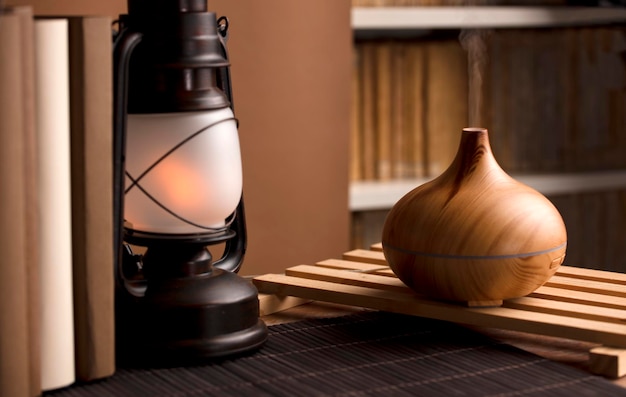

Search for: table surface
xmin=262 ymin=300 xmax=626 ymax=388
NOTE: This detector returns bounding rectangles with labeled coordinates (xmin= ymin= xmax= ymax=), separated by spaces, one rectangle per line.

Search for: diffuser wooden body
xmin=382 ymin=128 xmax=567 ymax=306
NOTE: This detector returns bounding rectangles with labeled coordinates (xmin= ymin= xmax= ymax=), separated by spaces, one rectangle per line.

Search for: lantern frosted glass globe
xmin=125 ymin=108 xmax=242 ymax=234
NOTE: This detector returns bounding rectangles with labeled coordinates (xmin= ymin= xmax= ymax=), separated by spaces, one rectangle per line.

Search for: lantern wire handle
xmin=112 ymin=20 xmax=142 ymax=289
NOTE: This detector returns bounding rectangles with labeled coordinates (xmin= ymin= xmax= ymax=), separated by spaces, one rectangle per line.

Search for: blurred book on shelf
xmin=351 ymin=26 xmax=626 ymax=182
xmin=350 ymin=18 xmax=626 ymax=273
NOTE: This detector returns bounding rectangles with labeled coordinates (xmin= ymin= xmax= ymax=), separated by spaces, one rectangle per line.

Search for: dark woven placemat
xmin=46 ymin=311 xmax=626 ymax=396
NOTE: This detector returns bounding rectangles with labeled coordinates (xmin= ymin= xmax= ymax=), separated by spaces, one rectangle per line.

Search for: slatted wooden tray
xmin=253 ymin=243 xmax=626 ymax=378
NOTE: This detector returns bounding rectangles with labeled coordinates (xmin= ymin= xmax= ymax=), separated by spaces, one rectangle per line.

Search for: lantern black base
xmin=151 ymin=318 xmax=268 ymax=362
xmin=116 ymin=243 xmax=268 ymax=367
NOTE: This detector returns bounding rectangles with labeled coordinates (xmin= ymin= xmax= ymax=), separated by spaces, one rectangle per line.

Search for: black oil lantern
xmin=112 ymin=0 xmax=267 ymax=365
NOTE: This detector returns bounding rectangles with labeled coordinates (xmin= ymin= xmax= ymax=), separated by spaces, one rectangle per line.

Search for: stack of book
xmin=0 ymin=7 xmax=115 ymax=396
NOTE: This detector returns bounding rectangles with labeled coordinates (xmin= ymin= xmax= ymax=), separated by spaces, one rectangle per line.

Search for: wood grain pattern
xmin=253 ymin=272 xmax=626 ymax=349
xmin=382 ymin=128 xmax=567 ymax=304
xmin=590 ymin=347 xmax=626 ymax=378
xmin=257 ymin=294 xmax=310 ymax=317
xmin=254 ymin=244 xmax=626 ymax=377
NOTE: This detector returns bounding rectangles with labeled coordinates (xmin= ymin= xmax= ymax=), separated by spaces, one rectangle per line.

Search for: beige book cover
xmin=35 ymin=18 xmax=76 ymax=391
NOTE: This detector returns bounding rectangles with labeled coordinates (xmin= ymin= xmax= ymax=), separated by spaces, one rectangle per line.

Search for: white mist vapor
xmin=459 ymin=28 xmax=492 ymax=128
xmin=457 ymin=0 xmax=493 ymax=127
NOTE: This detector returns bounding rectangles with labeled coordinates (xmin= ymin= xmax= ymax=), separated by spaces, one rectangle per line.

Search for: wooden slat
xmin=557 ymin=266 xmax=626 ymax=285
xmin=504 ymin=296 xmax=626 ymax=325
xmin=370 ymin=242 xmax=383 ymax=251
xmin=315 ymin=259 xmax=394 ymax=276
xmin=253 ymin=274 xmax=626 ymax=348
xmin=531 ymin=286 xmax=626 ymax=311
xmin=342 ymin=249 xmax=387 ymax=265
xmin=545 ymin=275 xmax=626 ymax=298
xmin=286 ymin=265 xmax=407 ymax=293
xmin=590 ymin=347 xmax=626 ymax=378
xmin=258 ymin=293 xmax=310 ymax=317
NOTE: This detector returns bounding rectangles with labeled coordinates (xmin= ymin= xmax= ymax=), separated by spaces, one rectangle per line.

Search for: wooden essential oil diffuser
xmin=382 ymin=128 xmax=567 ymax=307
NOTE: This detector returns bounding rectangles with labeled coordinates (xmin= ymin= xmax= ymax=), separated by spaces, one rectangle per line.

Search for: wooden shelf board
xmin=352 ymin=6 xmax=626 ymax=30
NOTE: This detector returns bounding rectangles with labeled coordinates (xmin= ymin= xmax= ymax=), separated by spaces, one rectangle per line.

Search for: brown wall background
xmin=6 ymin=0 xmax=353 ymax=276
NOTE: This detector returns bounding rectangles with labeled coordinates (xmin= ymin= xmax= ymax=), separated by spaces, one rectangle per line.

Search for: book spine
xmin=407 ymin=41 xmax=427 ymax=179
xmin=360 ymin=43 xmax=378 ymax=180
xmin=350 ymin=45 xmax=363 ymax=182
xmin=0 ymin=10 xmax=32 ymax=397
xmin=375 ymin=41 xmax=393 ymax=181
xmin=15 ymin=6 xmax=42 ymax=396
xmin=67 ymin=16 xmax=116 ymax=382
xmin=390 ymin=41 xmax=407 ymax=179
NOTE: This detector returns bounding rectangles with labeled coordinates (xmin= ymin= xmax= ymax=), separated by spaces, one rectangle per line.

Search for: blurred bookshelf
xmin=348 ymin=4 xmax=626 ymax=272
